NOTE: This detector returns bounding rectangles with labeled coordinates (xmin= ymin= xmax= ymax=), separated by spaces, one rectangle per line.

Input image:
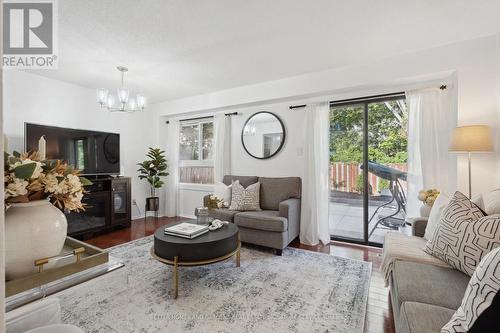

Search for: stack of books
xmin=164 ymin=223 xmax=209 ymax=239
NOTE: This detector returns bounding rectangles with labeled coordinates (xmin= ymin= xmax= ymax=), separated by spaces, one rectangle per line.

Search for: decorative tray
xmin=6 ymin=237 xmax=109 ymax=297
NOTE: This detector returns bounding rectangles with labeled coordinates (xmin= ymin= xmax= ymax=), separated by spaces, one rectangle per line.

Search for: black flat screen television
xmin=25 ymin=123 xmax=120 ymax=176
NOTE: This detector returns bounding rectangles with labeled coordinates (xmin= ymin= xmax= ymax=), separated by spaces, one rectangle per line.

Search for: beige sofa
xmin=384 ymin=219 xmax=469 ymax=333
xmin=204 ymin=175 xmax=301 ymax=255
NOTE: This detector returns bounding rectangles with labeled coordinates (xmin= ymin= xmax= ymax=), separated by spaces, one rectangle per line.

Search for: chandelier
xmin=97 ymin=66 xmax=146 ymax=112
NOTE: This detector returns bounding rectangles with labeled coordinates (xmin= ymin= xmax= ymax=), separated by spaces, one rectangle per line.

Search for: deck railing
xmin=330 ymin=162 xmax=407 ymax=195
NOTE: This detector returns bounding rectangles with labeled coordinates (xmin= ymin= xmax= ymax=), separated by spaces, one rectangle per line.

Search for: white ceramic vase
xmin=5 ymin=200 xmax=67 ymax=280
xmin=419 ymin=203 xmax=432 ymax=218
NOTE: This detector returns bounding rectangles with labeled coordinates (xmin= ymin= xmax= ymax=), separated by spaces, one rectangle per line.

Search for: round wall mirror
xmin=241 ymin=111 xmax=286 ymax=159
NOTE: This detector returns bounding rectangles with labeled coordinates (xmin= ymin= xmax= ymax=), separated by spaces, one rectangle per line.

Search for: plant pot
xmin=145 ymin=196 xmax=160 ymax=211
xmin=419 ymin=203 xmax=432 ymax=218
xmin=5 ymin=200 xmax=67 ymax=280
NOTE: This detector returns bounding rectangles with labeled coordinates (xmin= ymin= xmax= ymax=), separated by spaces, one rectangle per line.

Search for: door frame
xmin=329 ymin=92 xmax=406 ymax=247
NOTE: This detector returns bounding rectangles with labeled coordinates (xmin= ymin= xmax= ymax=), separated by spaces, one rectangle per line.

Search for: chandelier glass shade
xmin=97 ymin=66 xmax=146 ymax=112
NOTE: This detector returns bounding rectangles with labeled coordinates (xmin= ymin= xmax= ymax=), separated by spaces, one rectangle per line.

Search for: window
xmin=179 ymin=118 xmax=214 ymax=184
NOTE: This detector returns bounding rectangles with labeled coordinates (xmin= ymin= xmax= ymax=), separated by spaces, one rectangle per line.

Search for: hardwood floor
xmin=86 ymin=216 xmax=395 ymax=333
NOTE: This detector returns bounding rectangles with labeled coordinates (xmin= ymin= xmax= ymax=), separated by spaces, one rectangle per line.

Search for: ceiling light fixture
xmin=97 ymin=66 xmax=146 ymax=112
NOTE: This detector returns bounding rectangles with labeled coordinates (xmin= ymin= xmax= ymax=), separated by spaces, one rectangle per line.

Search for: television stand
xmin=65 ymin=177 xmax=131 ymax=238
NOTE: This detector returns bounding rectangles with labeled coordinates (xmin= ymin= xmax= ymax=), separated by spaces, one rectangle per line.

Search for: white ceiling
xmin=31 ymin=0 xmax=500 ymax=103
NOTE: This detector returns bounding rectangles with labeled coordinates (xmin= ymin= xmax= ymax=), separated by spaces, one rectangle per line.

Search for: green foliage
xmin=79 ymin=177 xmax=93 ymax=186
xmin=354 ymin=174 xmax=364 ymax=193
xmin=13 ymin=163 xmax=36 ymax=180
xmin=137 ymin=148 xmax=169 ymax=197
xmin=330 ymin=100 xmax=408 ymax=164
xmin=378 ymin=179 xmax=390 ymax=192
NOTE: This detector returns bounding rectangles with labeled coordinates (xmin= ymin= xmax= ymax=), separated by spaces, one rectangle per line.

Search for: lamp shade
xmin=449 ymin=125 xmax=493 ymax=152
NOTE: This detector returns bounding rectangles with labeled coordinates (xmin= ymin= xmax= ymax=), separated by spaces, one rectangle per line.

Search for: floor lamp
xmin=449 ymin=125 xmax=493 ymax=198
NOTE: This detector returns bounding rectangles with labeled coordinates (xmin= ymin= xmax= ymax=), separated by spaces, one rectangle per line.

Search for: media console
xmin=66 ymin=176 xmax=131 ymax=239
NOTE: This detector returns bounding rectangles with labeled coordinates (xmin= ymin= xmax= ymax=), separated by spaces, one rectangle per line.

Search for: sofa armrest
xmin=406 ymin=217 xmax=428 ymax=238
xmin=279 ymin=198 xmax=301 ymax=241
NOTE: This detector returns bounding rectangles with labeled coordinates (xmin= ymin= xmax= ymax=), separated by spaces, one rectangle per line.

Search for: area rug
xmin=54 ymin=236 xmax=371 ymax=333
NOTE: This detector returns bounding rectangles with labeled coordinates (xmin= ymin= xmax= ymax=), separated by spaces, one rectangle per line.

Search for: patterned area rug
xmin=54 ymin=236 xmax=371 ymax=333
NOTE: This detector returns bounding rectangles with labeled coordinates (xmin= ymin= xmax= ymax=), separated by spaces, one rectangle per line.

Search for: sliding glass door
xmin=329 ymin=103 xmax=365 ymax=242
xmin=329 ymin=95 xmax=408 ymax=245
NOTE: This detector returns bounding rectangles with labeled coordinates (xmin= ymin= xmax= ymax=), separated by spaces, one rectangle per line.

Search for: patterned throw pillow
xmin=228 ymin=180 xmax=261 ymax=211
xmin=424 ymin=191 xmax=500 ymax=276
xmin=441 ymin=247 xmax=500 ymax=332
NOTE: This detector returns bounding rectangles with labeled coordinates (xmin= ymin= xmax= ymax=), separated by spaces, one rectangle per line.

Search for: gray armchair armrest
xmin=406 ymin=217 xmax=429 ymax=237
xmin=279 ymin=198 xmax=301 ymax=241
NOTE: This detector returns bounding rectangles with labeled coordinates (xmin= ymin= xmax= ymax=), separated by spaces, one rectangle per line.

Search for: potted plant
xmin=137 ymin=147 xmax=169 ymax=212
xmin=4 ymin=151 xmax=92 ymax=279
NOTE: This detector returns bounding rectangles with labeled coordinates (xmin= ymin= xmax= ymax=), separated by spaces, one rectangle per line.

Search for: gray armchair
xmin=203 ymin=175 xmax=301 ymax=255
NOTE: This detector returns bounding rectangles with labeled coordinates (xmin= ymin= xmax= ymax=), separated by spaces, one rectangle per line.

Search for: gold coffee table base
xmin=150 ymin=241 xmax=241 ymax=299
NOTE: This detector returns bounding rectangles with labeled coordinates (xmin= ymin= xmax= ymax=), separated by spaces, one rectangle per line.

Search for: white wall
xmin=177 ymin=183 xmax=212 ymax=218
xmin=152 ymin=34 xmax=500 ymax=199
xmin=230 ymin=103 xmax=306 ymax=179
xmin=3 ymin=70 xmax=159 ymax=219
xmin=156 ymin=101 xmax=308 ymax=218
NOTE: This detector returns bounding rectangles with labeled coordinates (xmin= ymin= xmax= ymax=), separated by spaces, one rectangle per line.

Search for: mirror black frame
xmin=241 ymin=111 xmax=286 ymax=160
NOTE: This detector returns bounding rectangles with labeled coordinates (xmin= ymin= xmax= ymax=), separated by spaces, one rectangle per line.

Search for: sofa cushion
xmin=222 ymin=175 xmax=258 ymax=188
xmin=258 ymin=177 xmax=301 ymax=210
xmin=424 ymin=192 xmax=500 ymax=276
xmin=208 ymin=209 xmax=239 ymax=222
xmin=482 ymin=188 xmax=500 ymax=215
xmin=442 ymin=247 xmax=500 ymax=333
xmin=424 ymin=192 xmax=449 ymax=240
xmin=398 ymin=302 xmax=455 ymax=333
xmin=391 ymin=261 xmax=469 ymax=313
xmin=382 ymin=232 xmax=451 ymax=285
xmin=229 ymin=181 xmax=261 ymax=211
xmin=234 ymin=210 xmax=287 ymax=232
xmin=214 ymin=181 xmax=231 ymax=207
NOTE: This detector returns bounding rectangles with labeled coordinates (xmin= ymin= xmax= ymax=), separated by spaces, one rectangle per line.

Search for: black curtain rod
xmin=165 ymin=115 xmax=211 ymax=124
xmin=330 ymin=91 xmax=405 ymax=106
xmin=289 ymin=104 xmax=306 ymax=110
xmin=165 ymin=112 xmax=238 ymax=124
xmin=289 ymin=85 xmax=448 ymax=110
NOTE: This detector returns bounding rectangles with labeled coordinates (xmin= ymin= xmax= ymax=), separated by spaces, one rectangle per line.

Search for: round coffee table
xmin=151 ymin=222 xmax=240 ymax=299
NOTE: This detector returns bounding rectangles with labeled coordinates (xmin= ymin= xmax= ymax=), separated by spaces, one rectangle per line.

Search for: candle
xmin=38 ymin=135 xmax=46 ymax=161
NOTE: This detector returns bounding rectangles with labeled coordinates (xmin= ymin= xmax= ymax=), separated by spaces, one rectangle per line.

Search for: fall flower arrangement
xmin=418 ymin=188 xmax=440 ymax=207
xmin=206 ymin=195 xmax=228 ymax=210
xmin=4 ymin=151 xmax=92 ymax=212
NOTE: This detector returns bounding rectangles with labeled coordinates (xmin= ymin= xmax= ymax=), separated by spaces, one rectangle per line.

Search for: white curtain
xmin=300 ymin=102 xmax=331 ymax=245
xmin=214 ymin=113 xmax=231 ymax=182
xmin=406 ymin=86 xmax=456 ymax=217
xmin=165 ymin=120 xmax=180 ymax=217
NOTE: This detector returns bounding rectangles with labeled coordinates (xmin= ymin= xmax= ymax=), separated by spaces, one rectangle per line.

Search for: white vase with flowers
xmin=4 ymin=151 xmax=91 ymax=279
xmin=417 ymin=188 xmax=440 ymax=217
